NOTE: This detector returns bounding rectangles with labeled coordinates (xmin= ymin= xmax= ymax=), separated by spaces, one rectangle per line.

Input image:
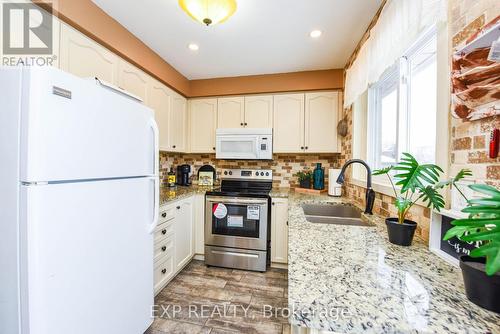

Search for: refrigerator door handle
xmin=147 ymin=177 xmax=159 ymax=234
xmin=148 ymin=117 xmax=159 ymax=176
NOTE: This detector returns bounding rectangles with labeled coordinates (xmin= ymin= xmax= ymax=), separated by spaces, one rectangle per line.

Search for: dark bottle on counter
xmin=313 ymin=163 xmax=325 ymax=190
xmin=167 ymin=167 xmax=176 ymax=187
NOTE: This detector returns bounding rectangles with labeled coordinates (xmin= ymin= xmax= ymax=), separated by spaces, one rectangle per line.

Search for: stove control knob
xmin=260 ymin=172 xmax=264 ymax=176
xmin=229 ymin=171 xmax=233 ymax=175
xmin=255 ymin=172 xmax=259 ymax=176
xmin=265 ymin=172 xmax=269 ymax=176
xmin=224 ymin=171 xmax=228 ymax=175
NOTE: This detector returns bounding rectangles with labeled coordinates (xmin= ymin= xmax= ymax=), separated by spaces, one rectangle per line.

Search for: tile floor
xmin=146 ymin=260 xmax=289 ymax=334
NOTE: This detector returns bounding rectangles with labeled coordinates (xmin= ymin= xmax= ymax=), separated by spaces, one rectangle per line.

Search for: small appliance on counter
xmin=328 ymin=168 xmax=342 ymax=197
xmin=176 ymin=164 xmax=191 ymax=186
xmin=198 ymin=165 xmax=216 ymax=186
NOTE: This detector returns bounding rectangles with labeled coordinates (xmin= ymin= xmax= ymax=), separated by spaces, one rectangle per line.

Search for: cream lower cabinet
xmin=59 ymin=23 xmax=119 ymax=84
xmin=244 ymin=95 xmax=273 ymax=128
xmin=217 ymin=96 xmax=245 ymax=128
xmin=193 ymin=194 xmax=206 ymax=256
xmin=154 ymin=196 xmax=195 ymax=294
xmin=305 ymin=92 xmax=341 ymax=153
xmin=273 ymin=94 xmax=305 ymax=153
xmin=189 ymin=99 xmax=218 ymax=153
xmin=174 ymin=197 xmax=194 ymax=272
xmin=117 ymin=60 xmax=149 ymax=102
xmin=271 ymin=198 xmax=289 ymax=264
xmin=169 ymin=93 xmax=188 ymax=152
xmin=147 ymin=78 xmax=172 ymax=151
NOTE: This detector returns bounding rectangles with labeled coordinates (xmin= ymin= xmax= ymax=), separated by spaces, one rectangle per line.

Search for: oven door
xmin=205 ymin=196 xmax=269 ymax=251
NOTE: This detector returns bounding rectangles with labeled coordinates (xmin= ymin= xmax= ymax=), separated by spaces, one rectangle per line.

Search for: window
xmin=368 ymin=29 xmax=437 ymax=170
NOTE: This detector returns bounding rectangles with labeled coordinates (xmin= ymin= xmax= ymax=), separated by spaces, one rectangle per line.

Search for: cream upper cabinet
xmin=170 ymin=93 xmax=188 ymax=152
xmin=244 ymin=95 xmax=273 ymax=128
xmin=271 ymin=198 xmax=289 ymax=264
xmin=59 ymin=23 xmax=118 ymax=84
xmin=189 ymin=98 xmax=218 ymax=153
xmin=217 ymin=97 xmax=244 ymax=128
xmin=273 ymin=94 xmax=305 ymax=153
xmin=117 ymin=60 xmax=149 ymax=102
xmin=304 ymin=92 xmax=340 ymax=153
xmin=148 ymin=78 xmax=172 ymax=151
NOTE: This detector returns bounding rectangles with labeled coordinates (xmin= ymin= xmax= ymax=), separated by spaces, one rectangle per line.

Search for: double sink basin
xmin=302 ymin=203 xmax=373 ymax=227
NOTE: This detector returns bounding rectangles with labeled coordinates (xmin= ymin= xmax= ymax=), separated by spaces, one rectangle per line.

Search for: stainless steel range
xmin=204 ymin=169 xmax=272 ymax=272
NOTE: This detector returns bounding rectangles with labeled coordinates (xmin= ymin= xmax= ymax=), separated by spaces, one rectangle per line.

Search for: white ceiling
xmin=92 ymin=0 xmax=382 ymax=80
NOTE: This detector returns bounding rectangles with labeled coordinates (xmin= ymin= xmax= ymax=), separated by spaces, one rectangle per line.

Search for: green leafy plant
xmin=296 ymin=171 xmax=313 ymax=182
xmin=444 ymin=184 xmax=500 ymax=276
xmin=373 ymin=152 xmax=471 ymax=224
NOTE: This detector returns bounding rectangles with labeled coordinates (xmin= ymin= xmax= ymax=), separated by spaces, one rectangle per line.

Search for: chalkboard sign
xmin=439 ymin=215 xmax=480 ymax=259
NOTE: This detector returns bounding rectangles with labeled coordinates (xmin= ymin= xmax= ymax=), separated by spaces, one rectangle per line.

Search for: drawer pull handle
xmin=161 ymin=229 xmax=167 ymax=235
xmin=176 ymin=206 xmax=180 ymax=210
xmin=161 ymin=212 xmax=167 ymax=218
xmin=161 ymin=246 xmax=167 ymax=251
xmin=161 ymin=269 xmax=167 ymax=274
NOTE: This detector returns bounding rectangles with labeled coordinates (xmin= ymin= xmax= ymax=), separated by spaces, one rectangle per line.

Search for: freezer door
xmin=19 ymin=177 xmax=157 ymax=334
xmin=19 ymin=67 xmax=158 ymax=182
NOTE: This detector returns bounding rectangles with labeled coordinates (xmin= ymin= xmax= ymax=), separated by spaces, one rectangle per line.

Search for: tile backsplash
xmin=159 ymin=152 xmax=341 ymax=188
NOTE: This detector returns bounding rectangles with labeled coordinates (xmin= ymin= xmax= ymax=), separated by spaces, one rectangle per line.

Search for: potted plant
xmin=373 ymin=152 xmax=470 ymax=246
xmin=296 ymin=171 xmax=313 ymax=189
xmin=443 ymin=184 xmax=500 ymax=313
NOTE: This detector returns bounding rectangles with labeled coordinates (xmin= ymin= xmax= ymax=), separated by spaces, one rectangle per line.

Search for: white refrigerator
xmin=0 ymin=67 xmax=159 ymax=334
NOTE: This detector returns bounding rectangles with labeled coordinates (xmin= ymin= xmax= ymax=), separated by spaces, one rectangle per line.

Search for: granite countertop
xmin=159 ymin=185 xmax=219 ymax=205
xmin=284 ymin=192 xmax=500 ymax=334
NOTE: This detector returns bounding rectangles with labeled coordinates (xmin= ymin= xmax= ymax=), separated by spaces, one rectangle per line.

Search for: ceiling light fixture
xmin=188 ymin=43 xmax=199 ymax=51
xmin=179 ymin=0 xmax=237 ymax=26
xmin=310 ymin=30 xmax=322 ymax=38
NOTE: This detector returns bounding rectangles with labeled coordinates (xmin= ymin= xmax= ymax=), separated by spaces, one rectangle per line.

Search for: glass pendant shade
xmin=179 ymin=0 xmax=237 ymax=26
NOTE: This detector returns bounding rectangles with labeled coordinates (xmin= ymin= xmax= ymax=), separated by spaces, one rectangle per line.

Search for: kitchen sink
xmin=302 ymin=204 xmax=373 ymax=227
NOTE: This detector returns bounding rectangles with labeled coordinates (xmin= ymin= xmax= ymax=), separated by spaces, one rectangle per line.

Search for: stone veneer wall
xmin=159 ymin=152 xmax=341 ymax=188
xmin=449 ymin=0 xmax=500 ymax=187
xmin=340 ymin=0 xmax=500 ymax=243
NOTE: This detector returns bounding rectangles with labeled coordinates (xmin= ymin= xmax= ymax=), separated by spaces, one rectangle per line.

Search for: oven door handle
xmin=206 ymin=196 xmax=268 ymax=205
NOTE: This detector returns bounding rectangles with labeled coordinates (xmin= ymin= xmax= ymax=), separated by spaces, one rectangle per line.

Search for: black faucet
xmin=336 ymin=159 xmax=375 ymax=215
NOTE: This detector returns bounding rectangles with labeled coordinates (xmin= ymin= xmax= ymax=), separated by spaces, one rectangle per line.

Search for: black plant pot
xmin=385 ymin=218 xmax=417 ymax=246
xmin=299 ymin=179 xmax=311 ymax=189
xmin=460 ymin=255 xmax=500 ymax=313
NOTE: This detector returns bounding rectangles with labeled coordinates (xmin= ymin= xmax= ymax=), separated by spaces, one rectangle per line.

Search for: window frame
xmin=368 ymin=26 xmax=438 ymax=172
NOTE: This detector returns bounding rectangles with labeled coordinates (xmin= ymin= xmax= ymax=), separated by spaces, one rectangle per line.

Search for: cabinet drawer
xmin=154 ymin=235 xmax=174 ymax=264
xmin=154 ymin=254 xmax=174 ymax=293
xmin=154 ymin=219 xmax=174 ymax=243
xmin=159 ymin=206 xmax=175 ymax=223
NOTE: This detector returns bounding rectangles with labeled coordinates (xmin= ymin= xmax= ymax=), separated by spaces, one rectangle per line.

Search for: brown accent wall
xmin=34 ymin=0 xmax=191 ymax=96
xmin=189 ymin=70 xmax=344 ymax=97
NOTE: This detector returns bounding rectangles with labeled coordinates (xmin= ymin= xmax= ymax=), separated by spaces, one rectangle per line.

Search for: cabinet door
xmin=59 ymin=23 xmax=118 ymax=84
xmin=273 ymin=94 xmax=305 ymax=153
xmin=305 ymin=92 xmax=340 ymax=153
xmin=174 ymin=198 xmax=194 ymax=271
xmin=117 ymin=60 xmax=149 ymax=102
xmin=147 ymin=79 xmax=172 ymax=151
xmin=170 ymin=93 xmax=187 ymax=152
xmin=217 ymin=97 xmax=244 ymax=128
xmin=193 ymin=194 xmax=205 ymax=255
xmin=244 ymin=95 xmax=273 ymax=128
xmin=189 ymin=99 xmax=217 ymax=153
xmin=271 ymin=198 xmax=289 ymax=264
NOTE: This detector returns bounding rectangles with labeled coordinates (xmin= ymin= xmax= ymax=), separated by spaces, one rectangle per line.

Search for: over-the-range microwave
xmin=215 ymin=128 xmax=273 ymax=160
